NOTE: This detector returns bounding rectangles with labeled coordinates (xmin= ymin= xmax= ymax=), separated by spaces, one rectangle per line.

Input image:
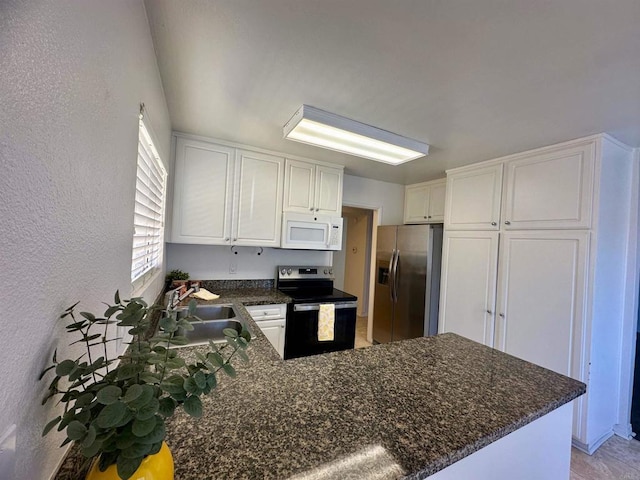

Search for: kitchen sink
xmin=167 ymin=304 xmax=250 ymax=347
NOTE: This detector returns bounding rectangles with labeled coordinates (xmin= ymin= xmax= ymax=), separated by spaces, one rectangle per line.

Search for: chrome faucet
xmin=166 ymin=286 xmax=196 ymax=310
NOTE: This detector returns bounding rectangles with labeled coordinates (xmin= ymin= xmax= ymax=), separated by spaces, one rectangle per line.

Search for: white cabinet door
xmin=257 ymin=319 xmax=286 ymax=359
xmin=439 ymin=231 xmax=499 ymax=347
xmin=283 ymin=159 xmax=315 ymax=214
xmin=445 ymin=164 xmax=503 ymax=230
xmin=404 ymin=179 xmax=446 ymax=224
xmin=171 ymin=138 xmax=234 ymax=244
xmin=314 ymin=165 xmax=343 ymax=215
xmin=427 ymin=180 xmax=446 ymax=222
xmin=404 ymin=184 xmax=429 ymax=223
xmin=283 ymin=160 xmax=343 ymax=216
xmin=502 ymin=144 xmax=595 ymax=230
xmin=494 ymin=231 xmax=588 ymax=379
xmin=233 ymin=150 xmax=284 ymax=247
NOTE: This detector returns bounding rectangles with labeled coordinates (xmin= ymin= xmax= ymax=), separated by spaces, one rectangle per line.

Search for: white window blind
xmin=131 ymin=117 xmax=167 ymax=284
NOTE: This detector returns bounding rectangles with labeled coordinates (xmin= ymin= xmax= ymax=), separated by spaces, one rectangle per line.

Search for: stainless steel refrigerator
xmin=373 ymin=224 xmax=443 ymax=343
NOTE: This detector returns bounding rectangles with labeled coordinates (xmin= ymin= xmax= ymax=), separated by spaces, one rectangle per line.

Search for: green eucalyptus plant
xmin=40 ymin=291 xmax=250 ymax=480
xmin=165 ymin=269 xmax=189 ymax=282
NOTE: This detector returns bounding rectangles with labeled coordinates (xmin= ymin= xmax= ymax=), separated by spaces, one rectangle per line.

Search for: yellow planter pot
xmin=86 ymin=442 xmax=174 ymax=480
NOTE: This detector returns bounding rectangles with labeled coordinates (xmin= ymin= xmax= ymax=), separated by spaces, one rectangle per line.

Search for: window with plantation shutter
xmin=131 ymin=117 xmax=167 ymax=286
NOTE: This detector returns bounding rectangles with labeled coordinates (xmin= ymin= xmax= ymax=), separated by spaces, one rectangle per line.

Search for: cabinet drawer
xmin=245 ymin=303 xmax=287 ymax=320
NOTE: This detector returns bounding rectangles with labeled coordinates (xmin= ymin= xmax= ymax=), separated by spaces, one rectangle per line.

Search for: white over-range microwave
xmin=281 ymin=212 xmax=343 ymax=251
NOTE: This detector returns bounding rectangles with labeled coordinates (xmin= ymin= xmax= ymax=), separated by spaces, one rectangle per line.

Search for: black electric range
xmin=277 ymin=266 xmax=357 ymax=359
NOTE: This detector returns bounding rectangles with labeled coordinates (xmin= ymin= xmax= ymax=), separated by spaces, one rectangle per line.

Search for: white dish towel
xmin=318 ymin=303 xmax=335 ymax=342
xmin=189 ymin=288 xmax=220 ymax=301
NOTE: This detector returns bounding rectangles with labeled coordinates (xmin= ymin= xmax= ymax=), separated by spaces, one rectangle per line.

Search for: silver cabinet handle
xmin=294 ymin=302 xmax=357 ymax=312
xmin=504 ymin=221 xmax=511 ymax=225
xmin=491 ymin=222 xmax=497 ymax=226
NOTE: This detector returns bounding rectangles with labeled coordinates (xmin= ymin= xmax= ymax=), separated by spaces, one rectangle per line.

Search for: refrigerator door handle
xmin=389 ymin=249 xmax=397 ymax=302
xmin=393 ymin=249 xmax=400 ymax=302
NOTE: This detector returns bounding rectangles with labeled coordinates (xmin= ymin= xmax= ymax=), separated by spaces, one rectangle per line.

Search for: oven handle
xmin=293 ymin=302 xmax=358 ymax=312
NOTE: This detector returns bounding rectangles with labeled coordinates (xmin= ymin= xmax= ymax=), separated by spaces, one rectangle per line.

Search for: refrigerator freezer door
xmin=372 ymin=226 xmax=397 ymax=344
xmin=393 ymin=225 xmax=432 ymax=341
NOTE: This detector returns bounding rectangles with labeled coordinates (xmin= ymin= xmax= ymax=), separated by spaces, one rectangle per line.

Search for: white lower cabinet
xmin=245 ymin=304 xmax=286 ymax=359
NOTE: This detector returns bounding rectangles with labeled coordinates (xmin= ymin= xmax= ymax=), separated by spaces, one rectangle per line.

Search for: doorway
xmin=333 ymin=206 xmax=375 ymax=348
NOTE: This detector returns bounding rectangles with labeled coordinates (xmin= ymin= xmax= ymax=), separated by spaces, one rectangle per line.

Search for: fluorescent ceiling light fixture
xmin=283 ymin=105 xmax=429 ymax=165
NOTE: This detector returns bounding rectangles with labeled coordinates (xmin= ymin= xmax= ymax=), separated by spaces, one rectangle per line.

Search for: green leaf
xmin=183 ymin=395 xmax=203 ymax=417
xmin=127 ymin=384 xmax=155 ymax=408
xmin=193 ymin=371 xmax=206 ymax=389
xmin=55 ymin=359 xmax=76 ymax=376
xmin=184 ymin=377 xmax=198 ymax=394
xmin=75 ymin=392 xmax=94 ymax=408
xmin=136 ymin=398 xmax=159 ymax=421
xmin=132 ymin=416 xmax=157 ymax=437
xmin=81 ymin=438 xmax=103 ymax=458
xmin=121 ymin=442 xmax=152 ymax=459
xmin=137 ymin=421 xmax=165 ymax=444
xmin=176 ymin=318 xmax=195 ymax=331
xmin=138 ymin=372 xmax=161 ymax=384
xmin=223 ymin=327 xmax=238 ymax=338
xmin=207 ymin=352 xmax=224 ymax=368
xmin=80 ymin=311 xmax=96 ymax=321
xmin=42 ymin=416 xmax=61 ymax=436
xmin=159 ymin=376 xmax=185 ymax=395
xmin=222 ymin=363 xmax=236 ymax=378
xmin=158 ymin=315 xmax=178 ymax=333
xmin=104 ymin=305 xmax=119 ymax=318
xmin=148 ymin=441 xmax=163 ymax=456
xmin=188 ymin=299 xmax=198 ymax=315
xmin=97 ymin=385 xmax=122 ymax=405
xmin=157 ymin=398 xmax=176 ymax=418
xmin=38 ymin=364 xmax=56 ymax=381
xmin=206 ymin=373 xmax=217 ymax=389
xmin=123 ymin=384 xmax=143 ymax=403
xmin=82 ymin=425 xmax=97 ymax=448
xmin=236 ymin=349 xmax=249 ymax=362
xmin=115 ymin=290 xmax=121 ymax=304
xmin=117 ymin=455 xmax=143 ymax=480
xmin=116 ymin=363 xmax=144 ymax=381
xmin=95 ymin=401 xmax=128 ymax=429
xmin=66 ymin=421 xmax=87 ymax=441
xmin=168 ymin=335 xmax=189 ymax=346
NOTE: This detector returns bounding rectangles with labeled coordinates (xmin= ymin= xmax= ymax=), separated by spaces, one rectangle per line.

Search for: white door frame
xmin=342 ymin=201 xmax=383 ymax=344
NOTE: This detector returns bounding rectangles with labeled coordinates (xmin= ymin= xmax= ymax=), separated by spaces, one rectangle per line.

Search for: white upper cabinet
xmin=232 ymin=150 xmax=284 ymax=247
xmin=502 ymin=143 xmax=595 ymax=230
xmin=171 ymin=137 xmax=234 ymax=244
xmin=403 ymin=179 xmax=446 ymax=224
xmin=171 ymin=137 xmax=284 ymax=246
xmin=445 ymin=164 xmax=503 ymax=230
xmin=283 ymin=159 xmax=343 ymax=216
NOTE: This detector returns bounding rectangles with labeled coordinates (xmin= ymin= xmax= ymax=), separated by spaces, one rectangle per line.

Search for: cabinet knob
xmin=224 ymin=237 xmax=230 ymax=241
xmin=486 ymin=310 xmax=492 ymax=314
xmin=499 ymin=313 xmax=505 ymax=318
xmin=491 ymin=222 xmax=497 ymax=226
xmin=428 ymin=215 xmax=432 ymax=219
xmin=233 ymin=238 xmax=237 ymax=242
xmin=315 ymin=208 xmax=319 ymax=212
xmin=309 ymin=207 xmax=314 ymax=211
xmin=423 ymin=216 xmax=427 ymax=219
xmin=504 ymin=221 xmax=511 ymax=225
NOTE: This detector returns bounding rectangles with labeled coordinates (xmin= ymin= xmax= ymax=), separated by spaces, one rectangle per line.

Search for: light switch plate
xmin=0 ymin=424 xmax=16 ymax=479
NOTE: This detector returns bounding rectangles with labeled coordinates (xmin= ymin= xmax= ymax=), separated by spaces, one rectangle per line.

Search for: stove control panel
xmin=277 ymin=265 xmax=334 ymax=280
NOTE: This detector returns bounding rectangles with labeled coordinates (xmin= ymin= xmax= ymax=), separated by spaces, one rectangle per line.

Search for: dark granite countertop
xmin=55 ymin=286 xmax=585 ymax=480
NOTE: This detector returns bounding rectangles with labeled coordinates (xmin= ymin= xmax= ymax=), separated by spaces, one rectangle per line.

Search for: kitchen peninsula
xmin=56 ymin=289 xmax=585 ymax=479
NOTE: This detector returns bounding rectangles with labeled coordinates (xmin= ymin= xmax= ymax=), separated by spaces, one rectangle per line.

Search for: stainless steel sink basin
xmin=167 ymin=304 xmax=250 ymax=347
xmin=179 ymin=304 xmax=236 ymax=321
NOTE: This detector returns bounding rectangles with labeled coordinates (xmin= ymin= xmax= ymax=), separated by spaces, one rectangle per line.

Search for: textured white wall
xmin=342 ymin=174 xmax=405 ymax=225
xmin=0 ymin=2 xmax=171 ymax=479
xmin=166 ymin=244 xmax=332 ymax=280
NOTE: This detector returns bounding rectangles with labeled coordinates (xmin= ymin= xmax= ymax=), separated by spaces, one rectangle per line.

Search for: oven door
xmin=284 ymin=301 xmax=357 ymax=359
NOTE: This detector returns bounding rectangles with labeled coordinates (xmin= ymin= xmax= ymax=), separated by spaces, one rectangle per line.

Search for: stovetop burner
xmin=276 ymin=265 xmax=357 ymax=304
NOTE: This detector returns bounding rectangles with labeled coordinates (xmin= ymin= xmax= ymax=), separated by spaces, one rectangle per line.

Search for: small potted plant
xmin=165 ymin=269 xmax=190 ymax=289
xmin=40 ymin=291 xmax=250 ymax=480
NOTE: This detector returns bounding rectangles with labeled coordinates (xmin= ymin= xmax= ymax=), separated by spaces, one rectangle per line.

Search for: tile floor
xmin=354 ymin=315 xmax=372 ymax=349
xmin=571 ymin=435 xmax=640 ymax=479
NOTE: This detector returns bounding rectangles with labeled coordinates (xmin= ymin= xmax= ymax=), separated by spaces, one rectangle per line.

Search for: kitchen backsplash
xmin=200 ymin=279 xmax=275 ymax=291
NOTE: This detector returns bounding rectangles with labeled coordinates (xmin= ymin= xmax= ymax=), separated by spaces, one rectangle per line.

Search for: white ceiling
xmin=145 ymin=0 xmax=640 ymax=185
